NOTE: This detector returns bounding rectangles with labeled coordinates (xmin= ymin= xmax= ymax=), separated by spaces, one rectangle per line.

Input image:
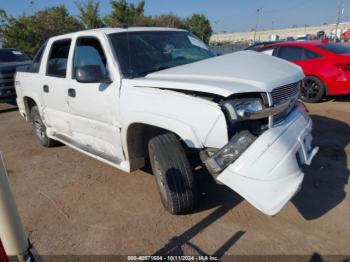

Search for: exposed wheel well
xmin=23 ymin=97 xmax=37 ymax=121
xmin=126 ymin=123 xmax=172 ymax=162
xmin=126 ymin=123 xmax=201 ymax=171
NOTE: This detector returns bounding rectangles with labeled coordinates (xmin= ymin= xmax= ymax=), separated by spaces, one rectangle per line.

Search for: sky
xmin=1 ymin=0 xmax=349 ymax=33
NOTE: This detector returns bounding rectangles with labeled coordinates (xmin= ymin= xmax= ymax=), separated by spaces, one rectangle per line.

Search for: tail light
xmin=335 ymin=62 xmax=350 ymax=71
xmin=0 ymin=240 xmax=8 ymax=262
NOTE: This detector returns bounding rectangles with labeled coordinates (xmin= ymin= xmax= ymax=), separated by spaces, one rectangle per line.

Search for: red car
xmin=259 ymin=41 xmax=350 ymax=102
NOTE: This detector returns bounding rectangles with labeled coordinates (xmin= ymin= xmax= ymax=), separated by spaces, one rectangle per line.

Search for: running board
xmin=52 ymin=133 xmax=122 ymax=167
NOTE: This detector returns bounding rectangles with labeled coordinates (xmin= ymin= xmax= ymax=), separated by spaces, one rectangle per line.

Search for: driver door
xmin=67 ymin=36 xmax=124 ymax=164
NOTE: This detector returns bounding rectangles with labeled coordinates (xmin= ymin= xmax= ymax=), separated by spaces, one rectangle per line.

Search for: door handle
xmin=68 ymin=88 xmax=76 ymax=98
xmin=43 ymin=85 xmax=49 ymax=93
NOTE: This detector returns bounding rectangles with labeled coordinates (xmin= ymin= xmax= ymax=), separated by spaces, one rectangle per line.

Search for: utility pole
xmin=335 ymin=0 xmax=343 ymax=42
xmin=253 ymin=8 xmax=261 ymax=43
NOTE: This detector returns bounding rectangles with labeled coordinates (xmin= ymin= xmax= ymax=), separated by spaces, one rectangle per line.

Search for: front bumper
xmin=216 ymin=104 xmax=318 ymax=216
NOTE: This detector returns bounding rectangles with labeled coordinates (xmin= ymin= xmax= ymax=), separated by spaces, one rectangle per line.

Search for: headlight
xmin=223 ymin=97 xmax=292 ymax=121
xmin=223 ymin=98 xmax=264 ymax=120
xmin=202 ymin=131 xmax=256 ymax=174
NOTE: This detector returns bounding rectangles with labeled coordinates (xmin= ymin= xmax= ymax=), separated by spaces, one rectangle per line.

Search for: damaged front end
xmin=201 ymin=82 xmax=319 ymax=216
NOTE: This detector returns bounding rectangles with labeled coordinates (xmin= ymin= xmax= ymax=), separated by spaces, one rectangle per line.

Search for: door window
xmin=277 ymin=46 xmax=304 ymax=61
xmin=46 ymin=39 xmax=71 ymax=77
xmin=304 ymin=49 xmax=322 ymax=59
xmin=73 ymin=37 xmax=108 ymax=79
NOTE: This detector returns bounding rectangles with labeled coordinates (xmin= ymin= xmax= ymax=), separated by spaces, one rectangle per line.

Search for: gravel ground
xmin=0 ymin=97 xmax=349 ymax=259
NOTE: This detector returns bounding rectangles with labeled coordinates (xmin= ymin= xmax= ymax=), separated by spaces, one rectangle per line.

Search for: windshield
xmin=0 ymin=49 xmax=31 ymax=63
xmin=317 ymin=43 xmax=350 ymax=54
xmin=108 ymin=31 xmax=215 ymax=78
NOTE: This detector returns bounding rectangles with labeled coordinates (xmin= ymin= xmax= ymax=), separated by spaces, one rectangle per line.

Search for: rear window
xmin=26 ymin=42 xmax=47 ymax=73
xmin=318 ymin=43 xmax=350 ymax=54
xmin=0 ymin=49 xmax=31 ymax=63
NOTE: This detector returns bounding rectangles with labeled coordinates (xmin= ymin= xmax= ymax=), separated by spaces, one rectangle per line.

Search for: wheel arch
xmin=304 ymin=74 xmax=329 ymax=95
xmin=123 ymin=119 xmax=202 ymax=171
xmin=23 ymin=96 xmax=38 ymax=121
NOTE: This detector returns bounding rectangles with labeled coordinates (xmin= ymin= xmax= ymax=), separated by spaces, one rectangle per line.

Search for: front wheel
xmin=300 ymin=76 xmax=325 ymax=103
xmin=148 ymin=133 xmax=197 ymax=215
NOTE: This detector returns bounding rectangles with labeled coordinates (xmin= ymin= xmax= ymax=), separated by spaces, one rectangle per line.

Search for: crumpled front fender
xmin=216 ymin=104 xmax=318 ymax=215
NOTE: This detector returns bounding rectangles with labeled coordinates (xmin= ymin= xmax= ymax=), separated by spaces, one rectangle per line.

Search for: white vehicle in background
xmin=296 ymin=34 xmax=310 ymax=41
xmin=15 ymin=27 xmax=318 ymax=216
xmin=269 ymin=34 xmax=280 ymax=41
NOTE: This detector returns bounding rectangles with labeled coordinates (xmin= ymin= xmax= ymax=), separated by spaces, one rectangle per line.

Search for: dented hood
xmin=130 ymin=51 xmax=304 ymax=97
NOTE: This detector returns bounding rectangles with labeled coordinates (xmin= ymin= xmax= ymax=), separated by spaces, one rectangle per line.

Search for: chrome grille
xmin=0 ymin=69 xmax=16 ymax=96
xmin=0 ymin=69 xmax=15 ymax=87
xmin=270 ymin=81 xmax=300 ymax=125
xmin=271 ymin=81 xmax=300 ymax=105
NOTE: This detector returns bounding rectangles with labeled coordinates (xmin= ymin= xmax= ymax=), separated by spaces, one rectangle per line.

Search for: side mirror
xmin=75 ymin=65 xmax=112 ymax=84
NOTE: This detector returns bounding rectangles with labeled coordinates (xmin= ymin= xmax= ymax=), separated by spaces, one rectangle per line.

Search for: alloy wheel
xmin=301 ymin=79 xmax=321 ymax=100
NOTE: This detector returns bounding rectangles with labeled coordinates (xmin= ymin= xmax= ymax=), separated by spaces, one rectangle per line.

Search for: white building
xmin=210 ymin=22 xmax=350 ymax=44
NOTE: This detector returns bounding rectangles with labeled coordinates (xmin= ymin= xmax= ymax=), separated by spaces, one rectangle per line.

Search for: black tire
xmin=300 ymin=76 xmax=326 ymax=103
xmin=148 ymin=133 xmax=197 ymax=214
xmin=30 ymin=106 xmax=58 ymax=147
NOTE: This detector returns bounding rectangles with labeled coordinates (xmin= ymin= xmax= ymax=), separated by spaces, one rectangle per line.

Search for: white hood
xmin=128 ymin=51 xmax=304 ymax=97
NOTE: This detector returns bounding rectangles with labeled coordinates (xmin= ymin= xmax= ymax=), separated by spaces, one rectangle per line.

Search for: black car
xmin=0 ymin=48 xmax=31 ymax=103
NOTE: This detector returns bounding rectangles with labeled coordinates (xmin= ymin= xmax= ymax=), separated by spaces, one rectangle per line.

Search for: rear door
xmin=67 ymin=36 xmax=124 ymax=164
xmin=42 ymin=39 xmax=72 ymax=136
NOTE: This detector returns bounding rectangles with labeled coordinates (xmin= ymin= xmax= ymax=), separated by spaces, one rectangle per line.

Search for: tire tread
xmin=148 ymin=133 xmax=197 ymax=214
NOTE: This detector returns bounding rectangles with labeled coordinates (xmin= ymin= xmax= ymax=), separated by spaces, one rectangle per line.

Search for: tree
xmin=0 ymin=9 xmax=6 ymax=34
xmin=132 ymin=15 xmax=155 ymax=26
xmin=0 ymin=9 xmax=6 ymax=21
xmin=153 ymin=14 xmax=185 ymax=28
xmin=185 ymin=14 xmax=212 ymax=43
xmin=75 ymin=0 xmax=104 ymax=29
xmin=0 ymin=9 xmax=7 ymax=47
xmin=1 ymin=6 xmax=84 ymax=55
xmin=104 ymin=0 xmax=146 ymax=27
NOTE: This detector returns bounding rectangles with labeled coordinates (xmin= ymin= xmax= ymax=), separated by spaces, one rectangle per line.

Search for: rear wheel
xmin=148 ymin=133 xmax=197 ymax=214
xmin=30 ymin=106 xmax=58 ymax=147
xmin=300 ymin=76 xmax=325 ymax=103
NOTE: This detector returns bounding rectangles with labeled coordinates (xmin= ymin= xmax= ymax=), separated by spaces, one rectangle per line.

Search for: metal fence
xmin=210 ymin=43 xmax=249 ymax=55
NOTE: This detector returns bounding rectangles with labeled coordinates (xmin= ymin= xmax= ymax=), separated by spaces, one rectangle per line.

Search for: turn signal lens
xmin=204 ymin=131 xmax=256 ymax=174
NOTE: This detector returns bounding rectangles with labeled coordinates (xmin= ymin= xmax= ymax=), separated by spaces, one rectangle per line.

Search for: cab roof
xmin=49 ymin=27 xmax=186 ymax=41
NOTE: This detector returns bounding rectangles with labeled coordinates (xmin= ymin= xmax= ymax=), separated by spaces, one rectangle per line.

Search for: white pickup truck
xmin=15 ymin=27 xmax=318 ymax=216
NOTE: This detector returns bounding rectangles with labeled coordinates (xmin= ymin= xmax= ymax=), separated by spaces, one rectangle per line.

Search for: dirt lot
xmin=0 ymin=97 xmax=349 ymax=258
